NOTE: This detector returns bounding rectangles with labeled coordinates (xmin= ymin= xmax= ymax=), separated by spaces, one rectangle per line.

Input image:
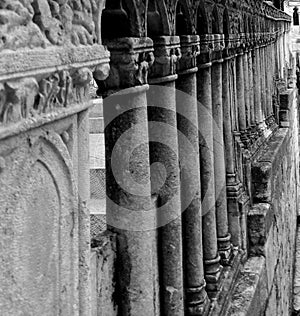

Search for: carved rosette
xmin=149 ymin=36 xmax=181 ymax=80
xmin=101 ymin=37 xmax=154 ymax=93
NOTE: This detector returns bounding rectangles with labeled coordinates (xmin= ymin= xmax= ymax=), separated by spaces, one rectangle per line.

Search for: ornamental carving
xmin=0 ymin=68 xmax=93 ymax=125
xmin=0 ymin=0 xmax=107 ymax=51
xmin=101 ymin=37 xmax=155 ymax=91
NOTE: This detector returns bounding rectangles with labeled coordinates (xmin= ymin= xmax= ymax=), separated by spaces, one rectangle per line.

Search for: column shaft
xmin=177 ymin=69 xmax=210 ymax=316
xmin=236 ymin=54 xmax=247 ymax=133
xmin=148 ymin=79 xmax=184 ymax=316
xmin=104 ymin=86 xmax=156 ymax=316
xmin=197 ymin=65 xmax=221 ymax=292
xmin=253 ymin=48 xmax=263 ymax=130
xmin=260 ymin=46 xmax=267 ymax=122
xmin=148 ymin=35 xmax=184 ymax=316
xmin=222 ymin=58 xmax=243 ymax=247
xmin=243 ymin=51 xmax=251 ymax=132
xmin=248 ymin=50 xmax=256 ymax=133
xmin=211 ymin=61 xmax=232 ymax=263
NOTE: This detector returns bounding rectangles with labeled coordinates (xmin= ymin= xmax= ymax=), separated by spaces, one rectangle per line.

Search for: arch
xmin=223 ymin=8 xmax=230 ymax=35
xmin=175 ymin=0 xmax=193 ymax=35
xmin=147 ymin=0 xmax=170 ymax=36
xmin=294 ymin=7 xmax=299 ymax=26
xmin=243 ymin=14 xmax=248 ymax=34
xmin=211 ymin=6 xmax=220 ymax=34
xmin=197 ymin=3 xmax=209 ymax=34
xmin=102 ymin=0 xmax=143 ymax=39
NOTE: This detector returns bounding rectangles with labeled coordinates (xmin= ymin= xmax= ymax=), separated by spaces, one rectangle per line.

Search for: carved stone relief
xmin=0 ymin=68 xmax=93 ymax=125
xmin=0 ymin=0 xmax=107 ymax=51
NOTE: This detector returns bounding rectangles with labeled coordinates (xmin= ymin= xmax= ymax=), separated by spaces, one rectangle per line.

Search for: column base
xmin=218 ymin=234 xmax=234 ymax=266
xmin=204 ymin=255 xmax=223 ymax=295
xmin=250 ymin=125 xmax=259 ymax=142
xmin=240 ymin=131 xmax=251 ymax=148
xmin=186 ymin=282 xmax=211 ymax=316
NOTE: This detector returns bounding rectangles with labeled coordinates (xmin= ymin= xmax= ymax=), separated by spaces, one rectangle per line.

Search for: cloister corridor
xmin=2 ymin=0 xmax=300 ymax=315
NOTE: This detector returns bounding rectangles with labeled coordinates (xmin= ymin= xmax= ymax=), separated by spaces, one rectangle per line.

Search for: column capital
xmin=177 ymin=35 xmax=200 ymax=75
xmin=149 ymin=35 xmax=181 ymax=82
xmin=102 ymin=37 xmax=154 ymax=92
xmin=198 ymin=34 xmax=226 ymax=65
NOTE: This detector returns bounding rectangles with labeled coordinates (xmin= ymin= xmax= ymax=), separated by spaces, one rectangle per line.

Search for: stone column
xmin=280 ymin=31 xmax=285 ymax=78
xmin=197 ymin=34 xmax=222 ymax=294
xmin=176 ymin=35 xmax=210 ymax=316
xmin=248 ymin=49 xmax=256 ymax=137
xmin=236 ymin=53 xmax=247 ymax=138
xmin=265 ymin=43 xmax=274 ymax=127
xmin=253 ymin=46 xmax=264 ymax=132
xmin=211 ymin=35 xmax=232 ymax=265
xmin=243 ymin=50 xmax=251 ymax=135
xmin=101 ymin=38 xmax=157 ymax=316
xmin=260 ymin=45 xmax=267 ymax=124
xmin=148 ymin=36 xmax=184 ymax=316
xmin=277 ymin=33 xmax=283 ymax=78
xmin=222 ymin=54 xmax=243 ymax=248
xmin=275 ymin=33 xmax=280 ymax=78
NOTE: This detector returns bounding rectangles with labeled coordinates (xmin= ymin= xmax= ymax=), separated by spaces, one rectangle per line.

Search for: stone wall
xmin=225 ymin=80 xmax=300 ymax=315
xmin=0 ymin=0 xmax=110 ymax=314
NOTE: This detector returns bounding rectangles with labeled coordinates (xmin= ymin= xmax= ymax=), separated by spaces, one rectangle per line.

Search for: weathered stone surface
xmin=0 ymin=125 xmax=80 ymax=315
xmin=0 ymin=0 xmax=110 ymax=314
xmin=91 ymin=232 xmax=117 ymax=316
xmin=248 ymin=203 xmax=274 ymax=256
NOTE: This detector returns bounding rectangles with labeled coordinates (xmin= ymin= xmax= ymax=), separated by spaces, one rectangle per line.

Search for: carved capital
xmin=102 ymin=37 xmax=154 ymax=91
xmin=178 ymin=35 xmax=200 ymax=73
xmin=213 ymin=34 xmax=225 ymax=52
xmin=149 ymin=36 xmax=181 ymax=79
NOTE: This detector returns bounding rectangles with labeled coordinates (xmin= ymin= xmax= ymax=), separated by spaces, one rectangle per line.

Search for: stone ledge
xmin=279 ymin=88 xmax=296 ymax=127
xmin=0 ymin=45 xmax=110 ymax=81
xmin=225 ymin=256 xmax=268 ymax=316
xmin=252 ymin=128 xmax=289 ymax=203
xmin=248 ymin=203 xmax=274 ymax=256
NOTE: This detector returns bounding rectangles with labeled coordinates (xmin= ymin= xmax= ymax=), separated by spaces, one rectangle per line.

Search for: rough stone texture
xmin=91 ymin=232 xmax=117 ymax=316
xmin=226 ymin=86 xmax=299 ymax=315
xmin=0 ymin=0 xmax=110 ymax=314
xmin=0 ymin=125 xmax=80 ymax=315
